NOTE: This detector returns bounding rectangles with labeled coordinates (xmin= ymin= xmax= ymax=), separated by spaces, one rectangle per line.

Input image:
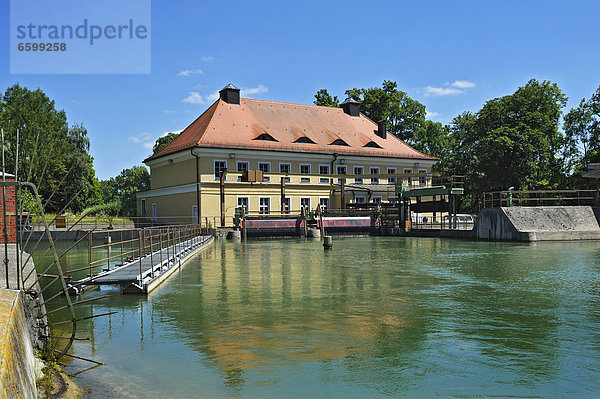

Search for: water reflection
xmin=31 ymin=237 xmax=600 ymax=398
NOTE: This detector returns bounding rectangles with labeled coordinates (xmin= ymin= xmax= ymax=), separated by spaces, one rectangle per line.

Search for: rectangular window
xmin=300 ymin=164 xmax=311 ymax=183
xmin=258 ymin=162 xmax=271 ymax=182
xmin=372 ymin=196 xmax=382 ymax=204
xmin=319 ymin=165 xmax=330 ymax=184
xmin=237 ymin=161 xmax=249 ymax=172
xmin=152 ymin=203 xmax=157 ymax=221
xmin=337 ymin=165 xmax=347 ymax=184
xmin=300 ymin=197 xmax=311 ymax=211
xmin=319 ymin=197 xmax=330 ymax=211
xmin=214 ymin=160 xmax=227 ymax=180
xmin=354 ymin=166 xmax=363 ymax=184
xmin=237 ymin=197 xmax=249 ymax=212
xmin=418 ymin=169 xmax=427 ymax=186
xmin=141 ymin=199 xmax=146 ymax=217
xmin=236 ymin=161 xmax=249 ymax=181
xmin=259 ymin=197 xmax=270 ymax=214
xmin=354 ymin=195 xmax=366 ymax=204
xmin=387 ymin=168 xmax=397 ymax=184
xmin=403 ymin=168 xmax=413 ymax=186
xmin=192 ymin=205 xmax=198 ymax=223
xmin=279 ymin=163 xmax=291 ymax=183
xmin=370 ymin=167 xmax=380 ymax=184
xmin=281 ymin=197 xmax=290 ymax=214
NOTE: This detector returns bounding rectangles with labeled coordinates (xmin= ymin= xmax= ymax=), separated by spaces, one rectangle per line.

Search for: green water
xmin=34 ymin=237 xmax=600 ymax=398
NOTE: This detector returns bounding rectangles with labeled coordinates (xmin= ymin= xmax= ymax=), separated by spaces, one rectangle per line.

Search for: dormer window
xmin=330 ymin=139 xmax=349 ymax=146
xmin=364 ymin=141 xmax=382 ymax=148
xmin=294 ymin=136 xmax=316 ymax=144
xmin=254 ymin=133 xmax=277 ymax=141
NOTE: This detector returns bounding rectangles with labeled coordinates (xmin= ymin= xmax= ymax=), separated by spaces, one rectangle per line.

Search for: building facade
xmin=137 ymin=85 xmax=437 ymax=225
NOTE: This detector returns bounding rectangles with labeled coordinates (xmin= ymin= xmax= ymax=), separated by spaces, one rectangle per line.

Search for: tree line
xmin=315 ymin=79 xmax=600 ymax=211
xmin=0 ymin=84 xmax=149 ymax=217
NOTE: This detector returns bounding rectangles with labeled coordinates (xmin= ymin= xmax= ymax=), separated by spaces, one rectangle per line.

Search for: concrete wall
xmin=474 ymin=206 xmax=600 ymax=241
xmin=0 ymin=289 xmax=37 ymax=399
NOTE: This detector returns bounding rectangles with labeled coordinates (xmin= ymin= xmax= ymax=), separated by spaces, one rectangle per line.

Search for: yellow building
xmin=137 ymin=84 xmax=437 ymax=226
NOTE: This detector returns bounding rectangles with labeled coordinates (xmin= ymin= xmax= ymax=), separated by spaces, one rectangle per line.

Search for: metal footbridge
xmin=69 ymin=225 xmax=213 ymax=295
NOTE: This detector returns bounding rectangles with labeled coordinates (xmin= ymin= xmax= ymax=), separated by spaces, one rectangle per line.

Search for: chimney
xmin=377 ymin=120 xmax=387 ymax=139
xmin=340 ymin=97 xmax=360 ymax=117
xmin=219 ymin=84 xmax=241 ymax=105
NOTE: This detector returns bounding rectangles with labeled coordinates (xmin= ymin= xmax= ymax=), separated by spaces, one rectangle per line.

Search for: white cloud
xmin=163 ymin=109 xmax=176 ymax=114
xmin=201 ymin=56 xmax=215 ymax=62
xmin=128 ymin=132 xmax=154 ymax=149
xmin=161 ymin=129 xmax=183 ymax=137
xmin=241 ymin=84 xmax=269 ymax=96
xmin=182 ymin=85 xmax=268 ymax=104
xmin=426 ymin=111 xmax=441 ymax=119
xmin=183 ymin=92 xmax=206 ymax=104
xmin=423 ymin=86 xmax=463 ymax=97
xmin=177 ymin=69 xmax=203 ymax=77
xmin=422 ymin=80 xmax=476 ymax=97
xmin=451 ymin=80 xmax=476 ymax=89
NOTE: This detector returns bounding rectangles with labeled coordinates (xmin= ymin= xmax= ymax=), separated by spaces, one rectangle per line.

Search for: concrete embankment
xmin=0 ymin=289 xmax=38 ymax=398
xmin=473 ymin=206 xmax=600 ymax=241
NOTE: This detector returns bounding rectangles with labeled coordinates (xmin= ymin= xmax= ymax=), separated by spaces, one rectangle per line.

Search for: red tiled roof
xmin=145 ymin=98 xmax=436 ymax=162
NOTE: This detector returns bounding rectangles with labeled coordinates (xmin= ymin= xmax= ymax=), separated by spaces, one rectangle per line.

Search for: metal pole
xmin=14 ymin=129 xmax=20 ymax=289
xmin=281 ymin=176 xmax=286 ymax=214
xmin=107 ymin=231 xmax=111 ymax=271
xmin=220 ymin=170 xmax=226 ymax=227
xmin=159 ymin=228 xmax=163 ymax=269
xmin=149 ymin=230 xmax=154 ymax=279
xmin=88 ymin=232 xmax=93 ymax=277
xmin=2 ymin=129 xmax=9 ymax=289
xmin=138 ymin=230 xmax=143 ymax=284
xmin=120 ymin=230 xmax=124 ymax=266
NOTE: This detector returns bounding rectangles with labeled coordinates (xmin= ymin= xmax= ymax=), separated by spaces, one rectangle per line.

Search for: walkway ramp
xmin=71 ymin=234 xmax=213 ymax=294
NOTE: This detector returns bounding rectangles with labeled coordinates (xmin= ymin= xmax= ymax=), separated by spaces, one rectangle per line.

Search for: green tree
xmin=444 ymin=79 xmax=569 ymax=211
xmin=0 ymin=84 xmax=98 ymax=213
xmin=153 ymin=132 xmax=180 ymax=153
xmin=345 ymin=80 xmax=426 ymax=141
xmin=314 ymin=89 xmax=339 ymax=107
xmin=411 ymin=120 xmax=451 ymax=160
xmin=112 ymin=166 xmax=150 ymax=217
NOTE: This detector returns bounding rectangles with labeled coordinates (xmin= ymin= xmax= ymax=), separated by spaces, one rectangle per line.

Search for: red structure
xmin=0 ymin=173 xmax=16 ymax=244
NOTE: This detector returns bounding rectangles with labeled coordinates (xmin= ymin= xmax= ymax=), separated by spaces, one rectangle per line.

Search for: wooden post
xmin=281 ymin=176 xmax=286 ymax=214
xmin=220 ymin=169 xmax=226 ymax=227
xmin=340 ymin=177 xmax=345 ymax=210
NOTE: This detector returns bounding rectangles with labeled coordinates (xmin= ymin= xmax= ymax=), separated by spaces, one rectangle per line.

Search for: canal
xmin=32 ymin=237 xmax=600 ymax=398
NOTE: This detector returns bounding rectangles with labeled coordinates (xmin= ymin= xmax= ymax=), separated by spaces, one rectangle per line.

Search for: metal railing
xmin=85 ymin=224 xmax=210 ymax=285
xmin=482 ymin=190 xmax=599 ymax=208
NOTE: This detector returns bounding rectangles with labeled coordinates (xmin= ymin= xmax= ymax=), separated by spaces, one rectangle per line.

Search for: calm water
xmin=33 ymin=237 xmax=600 ymax=398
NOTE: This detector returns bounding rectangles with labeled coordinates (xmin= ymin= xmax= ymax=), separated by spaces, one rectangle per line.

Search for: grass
xmin=34 ymin=213 xmax=134 ymax=224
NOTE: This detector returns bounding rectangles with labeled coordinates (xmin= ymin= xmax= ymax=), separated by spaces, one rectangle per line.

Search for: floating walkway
xmin=70 ymin=227 xmax=213 ymax=295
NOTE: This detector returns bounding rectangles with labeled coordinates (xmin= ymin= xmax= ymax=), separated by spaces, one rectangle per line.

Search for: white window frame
xmin=354 ymin=166 xmax=364 ymax=184
xmin=354 ymin=195 xmax=366 ymax=204
xmin=236 ymin=161 xmax=249 ymax=181
xmin=279 ymin=163 xmax=291 ymax=183
xmin=259 ymin=197 xmax=270 ymax=214
xmin=403 ymin=168 xmax=413 ymax=186
xmin=280 ymin=197 xmax=291 ymax=214
xmin=387 ymin=168 xmax=397 ymax=185
xmin=370 ymin=167 xmax=380 ymax=185
xmin=141 ymin=199 xmax=146 ymax=217
xmin=300 ymin=164 xmax=311 ymax=183
xmin=319 ymin=164 xmax=330 ymax=184
xmin=152 ymin=203 xmax=157 ymax=221
xmin=372 ymin=196 xmax=383 ymax=204
xmin=319 ymin=197 xmax=330 ymax=211
xmin=258 ymin=161 xmax=271 ymax=182
xmin=336 ymin=165 xmax=347 ymax=184
xmin=300 ymin=197 xmax=311 ymax=212
xmin=418 ymin=169 xmax=427 ymax=186
xmin=237 ymin=196 xmax=249 ymax=212
xmin=214 ymin=160 xmax=227 ymax=181
xmin=192 ymin=205 xmax=198 ymax=223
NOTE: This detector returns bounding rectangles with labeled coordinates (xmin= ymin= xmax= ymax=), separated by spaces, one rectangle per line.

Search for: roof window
xmin=254 ymin=133 xmax=277 ymax=142
xmin=294 ymin=136 xmax=316 ymax=144
xmin=363 ymin=141 xmax=382 ymax=148
xmin=330 ymin=139 xmax=349 ymax=146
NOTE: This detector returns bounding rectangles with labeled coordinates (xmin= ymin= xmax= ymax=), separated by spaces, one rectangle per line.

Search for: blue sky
xmin=2 ymin=0 xmax=599 ymax=179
